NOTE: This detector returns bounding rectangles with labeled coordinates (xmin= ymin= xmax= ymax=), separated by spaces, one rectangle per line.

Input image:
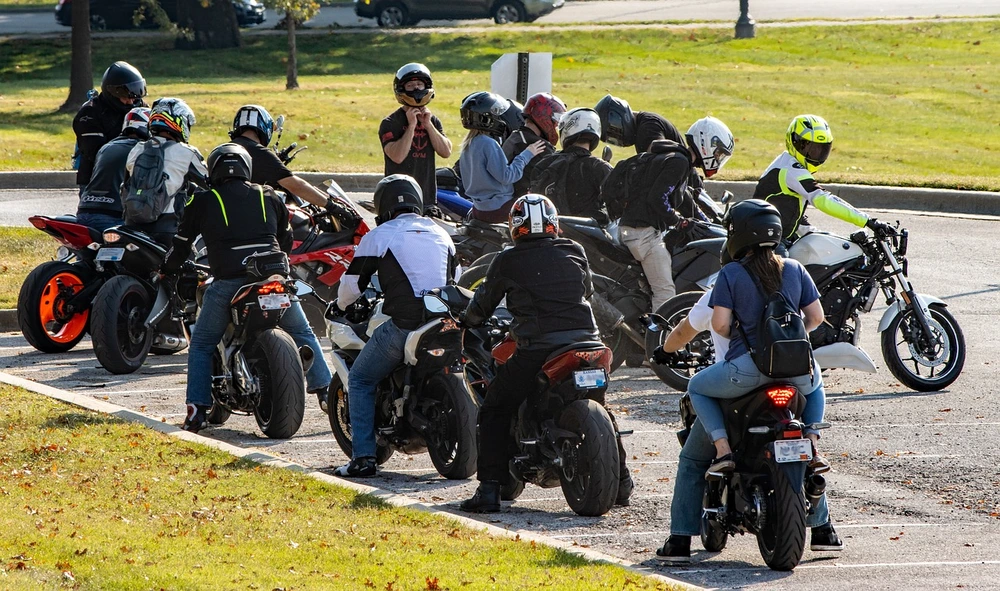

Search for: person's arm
xmin=185 ymin=150 xmax=209 ymax=191
xmin=484 ymin=140 xmax=544 ymax=185
xmin=663 ymin=318 xmax=700 ymax=351
xmin=797 ymin=261 xmax=824 ymax=332
xmin=72 ymin=107 xmax=108 ymax=176
xmin=788 ymin=172 xmax=870 ymax=228
xmin=278 ymin=175 xmax=352 ymax=218
xmin=463 ymin=254 xmax=508 ymax=327
xmin=382 ymin=108 xmax=418 ymax=165
xmin=707 ymin=271 xmax=734 ymax=338
xmin=711 ymin=306 xmax=733 ymax=338
xmin=419 ymin=111 xmax=452 ymax=158
xmin=270 ymin=190 xmax=293 ymax=254
xmin=802 ymin=299 xmax=824 ymax=333
xmin=336 ymin=233 xmax=382 ymax=309
xmin=162 ymin=193 xmax=201 ymax=273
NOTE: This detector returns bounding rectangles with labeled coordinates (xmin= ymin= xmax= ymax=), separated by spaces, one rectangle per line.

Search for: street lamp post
xmin=735 ymin=0 xmax=756 ymax=39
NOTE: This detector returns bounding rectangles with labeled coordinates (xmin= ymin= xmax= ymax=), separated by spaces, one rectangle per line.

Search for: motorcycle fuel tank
xmin=788 ymin=231 xmax=864 ymax=267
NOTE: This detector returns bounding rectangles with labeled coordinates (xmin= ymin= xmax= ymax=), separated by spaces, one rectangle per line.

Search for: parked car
xmin=354 ymin=0 xmax=564 ymax=27
xmin=55 ymin=0 xmax=266 ymax=30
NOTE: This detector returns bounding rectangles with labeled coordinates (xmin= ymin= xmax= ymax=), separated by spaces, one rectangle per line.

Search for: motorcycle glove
xmin=325 ymin=197 xmax=362 ymax=227
xmin=865 ymin=217 xmax=894 ymax=236
xmin=651 ymin=346 xmax=681 ymax=366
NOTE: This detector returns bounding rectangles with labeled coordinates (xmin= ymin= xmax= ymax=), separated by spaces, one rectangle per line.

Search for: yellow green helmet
xmin=786 ymin=114 xmax=833 ymax=173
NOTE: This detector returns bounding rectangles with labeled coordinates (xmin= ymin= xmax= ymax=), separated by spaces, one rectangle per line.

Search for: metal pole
xmin=735 ymin=0 xmax=756 ymax=39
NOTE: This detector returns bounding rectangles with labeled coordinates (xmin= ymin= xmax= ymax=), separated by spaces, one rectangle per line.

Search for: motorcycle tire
xmin=755 ymin=461 xmax=807 ymax=571
xmin=700 ymin=509 xmax=728 ymax=552
xmin=248 ymin=328 xmax=305 ymax=439
xmin=457 ymin=265 xmax=489 ymax=291
xmin=18 ymin=261 xmax=93 ymax=353
xmin=425 ymin=373 xmax=479 ymax=480
xmin=646 ymin=292 xmax=712 ymax=392
xmin=556 ymin=399 xmax=620 ymax=517
xmin=881 ymin=303 xmax=966 ymax=392
xmin=206 ymin=351 xmax=232 ymax=425
xmin=501 ymin=476 xmax=525 ymax=501
xmin=327 ymin=371 xmax=395 ymax=465
xmin=91 ymin=276 xmax=154 ymax=375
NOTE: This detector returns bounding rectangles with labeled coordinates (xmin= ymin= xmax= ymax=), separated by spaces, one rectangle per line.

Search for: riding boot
xmin=607 ymin=410 xmax=633 ymax=506
xmin=460 ymin=480 xmax=501 ymax=513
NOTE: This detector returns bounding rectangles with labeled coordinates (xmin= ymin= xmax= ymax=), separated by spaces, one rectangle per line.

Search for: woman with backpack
xmin=688 ymin=199 xmax=829 ymax=476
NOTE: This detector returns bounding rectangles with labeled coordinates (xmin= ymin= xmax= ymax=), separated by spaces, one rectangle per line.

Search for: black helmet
xmin=394 ymin=63 xmax=434 ymax=107
xmin=374 ymin=174 xmax=423 ymax=225
xmin=101 ymin=61 xmax=146 ymax=102
xmin=460 ymin=91 xmax=512 ymax=137
xmin=207 ymin=143 xmax=253 ymax=186
xmin=594 ymin=94 xmax=635 ymax=147
xmin=723 ymin=199 xmax=783 ymax=260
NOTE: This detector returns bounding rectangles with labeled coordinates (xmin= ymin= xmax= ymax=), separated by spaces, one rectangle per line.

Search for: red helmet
xmin=509 ymin=194 xmax=559 ymax=242
xmin=523 ymin=92 xmax=566 ymax=145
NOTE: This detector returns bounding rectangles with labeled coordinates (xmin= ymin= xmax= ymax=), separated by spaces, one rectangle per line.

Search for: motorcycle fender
xmin=144 ymin=283 xmax=170 ymax=328
xmin=765 ymin=442 xmax=808 ymax=491
xmin=329 ymin=351 xmax=352 ymax=394
xmin=813 ymin=342 xmax=878 ymax=373
xmin=877 ymin=293 xmax=945 ymax=333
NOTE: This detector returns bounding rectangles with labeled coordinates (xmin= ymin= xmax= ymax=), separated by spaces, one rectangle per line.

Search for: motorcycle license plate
xmin=774 ymin=439 xmax=813 ymax=464
xmin=573 ymin=369 xmax=607 ymax=390
xmin=95 ymin=247 xmax=125 ymax=262
xmin=258 ymin=294 xmax=291 ymax=310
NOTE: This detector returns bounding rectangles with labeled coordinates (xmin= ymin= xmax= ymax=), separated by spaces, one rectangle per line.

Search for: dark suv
xmin=354 ymin=0 xmax=564 ymax=27
xmin=55 ymin=0 xmax=266 ymax=30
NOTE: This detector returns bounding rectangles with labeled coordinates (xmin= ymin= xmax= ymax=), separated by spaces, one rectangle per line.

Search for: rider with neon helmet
xmin=753 ymin=114 xmax=893 ymax=241
xmin=502 ymin=92 xmax=566 ymax=198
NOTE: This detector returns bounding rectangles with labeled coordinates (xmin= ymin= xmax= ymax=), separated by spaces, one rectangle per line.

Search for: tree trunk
xmin=175 ymin=0 xmax=241 ymax=50
xmin=59 ymin=0 xmax=92 ymax=113
xmin=285 ymin=11 xmax=298 ymax=90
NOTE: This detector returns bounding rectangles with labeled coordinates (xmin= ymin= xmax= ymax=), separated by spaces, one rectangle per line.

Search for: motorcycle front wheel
xmin=881 ymin=303 xmax=965 ymax=392
xmin=327 ymin=370 xmax=395 ymax=465
xmin=90 ymin=276 xmax=153 ymax=374
xmin=755 ymin=461 xmax=806 ymax=571
xmin=248 ymin=328 xmax=305 ymax=439
xmin=18 ymin=261 xmax=93 ymax=353
xmin=424 ymin=373 xmax=479 ymax=480
xmin=556 ymin=399 xmax=620 ymax=517
xmin=646 ymin=291 xmax=713 ymax=392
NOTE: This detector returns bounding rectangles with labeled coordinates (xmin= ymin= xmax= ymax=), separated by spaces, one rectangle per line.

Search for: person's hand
xmin=415 ymin=107 xmax=432 ymax=125
xmin=405 ymin=106 xmax=420 ymax=127
xmin=865 ymin=217 xmax=895 ymax=236
xmin=526 ymin=140 xmax=547 ymax=157
xmin=424 ymin=204 xmax=443 ymax=219
xmin=651 ymin=346 xmax=681 ymax=366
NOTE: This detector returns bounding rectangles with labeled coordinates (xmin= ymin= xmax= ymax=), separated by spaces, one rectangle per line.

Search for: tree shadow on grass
xmin=40 ymin=410 xmax=120 ymax=430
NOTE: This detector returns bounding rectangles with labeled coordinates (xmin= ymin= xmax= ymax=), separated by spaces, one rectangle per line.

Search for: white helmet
xmin=685 ymin=116 xmax=734 ymax=178
xmin=558 ymin=107 xmax=602 ymax=151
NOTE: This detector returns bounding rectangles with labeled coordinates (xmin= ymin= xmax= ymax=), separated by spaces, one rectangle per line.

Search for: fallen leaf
xmin=426 ymin=577 xmax=442 ymax=590
xmin=938 ymin=408 xmax=952 ymax=413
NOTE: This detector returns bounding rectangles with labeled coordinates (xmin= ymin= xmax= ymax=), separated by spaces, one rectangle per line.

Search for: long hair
xmin=459 ymin=128 xmax=488 ymax=156
xmin=742 ymin=246 xmax=784 ymax=295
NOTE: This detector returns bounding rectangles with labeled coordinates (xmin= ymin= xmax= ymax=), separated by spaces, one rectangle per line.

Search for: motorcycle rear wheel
xmin=556 ymin=399 xmax=620 ymax=517
xmin=881 ymin=303 xmax=965 ymax=392
xmin=701 ymin=509 xmax=728 ymax=552
xmin=457 ymin=265 xmax=489 ymax=291
xmin=18 ymin=261 xmax=92 ymax=353
xmin=646 ymin=291 xmax=713 ymax=392
xmin=425 ymin=373 xmax=479 ymax=480
xmin=755 ymin=461 xmax=806 ymax=571
xmin=207 ymin=350 xmax=232 ymax=425
xmin=327 ymin=371 xmax=395 ymax=465
xmin=91 ymin=276 xmax=153 ymax=374
xmin=248 ymin=329 xmax=305 ymax=439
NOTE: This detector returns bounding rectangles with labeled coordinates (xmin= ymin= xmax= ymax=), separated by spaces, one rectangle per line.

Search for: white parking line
xmin=673 ymin=560 xmax=1000 ymax=574
xmin=83 ymin=387 xmax=186 ymax=395
xmin=552 ymin=522 xmax=986 ymax=540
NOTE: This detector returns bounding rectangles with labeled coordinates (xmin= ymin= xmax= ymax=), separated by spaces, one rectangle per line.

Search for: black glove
xmin=652 ymin=346 xmax=681 ymax=366
xmin=424 ymin=204 xmax=443 ymax=219
xmin=865 ymin=217 xmax=894 ymax=236
xmin=326 ymin=198 xmax=362 ymax=227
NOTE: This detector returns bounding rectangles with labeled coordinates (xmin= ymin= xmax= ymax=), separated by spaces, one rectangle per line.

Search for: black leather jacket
xmin=72 ymin=92 xmax=140 ymax=185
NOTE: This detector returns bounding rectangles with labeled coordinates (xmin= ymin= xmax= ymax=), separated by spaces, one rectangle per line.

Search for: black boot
xmin=311 ymin=386 xmax=330 ymax=414
xmin=616 ymin=471 xmax=634 ymax=506
xmin=460 ymin=481 xmax=501 ymax=513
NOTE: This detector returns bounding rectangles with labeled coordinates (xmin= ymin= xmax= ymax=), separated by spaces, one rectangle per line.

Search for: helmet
xmin=499 ymin=98 xmax=525 ymax=143
xmin=101 ymin=61 xmax=146 ymax=101
xmin=786 ymin=114 xmax=833 ymax=173
xmin=148 ymin=97 xmax=196 ymax=143
xmin=393 ymin=63 xmax=434 ymax=107
xmin=723 ymin=199 xmax=783 ymax=260
xmin=120 ymin=107 xmax=150 ymax=140
xmin=207 ymin=143 xmax=252 ymax=186
xmin=685 ymin=116 xmax=734 ymax=178
xmin=594 ymin=94 xmax=635 ymax=147
xmin=373 ymin=174 xmax=423 ymax=225
xmin=460 ymin=91 xmax=512 ymax=137
xmin=509 ymin=194 xmax=559 ymax=242
xmin=523 ymin=92 xmax=566 ymax=145
xmin=230 ymin=104 xmax=275 ymax=147
xmin=558 ymin=107 xmax=601 ymax=151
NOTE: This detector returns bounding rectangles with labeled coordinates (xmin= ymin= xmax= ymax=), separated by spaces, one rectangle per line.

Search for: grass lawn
xmin=0 ymin=22 xmax=999 ymax=189
xmin=0 ymin=383 xmax=676 ymax=590
xmin=0 ymin=226 xmax=61 ymax=309
xmin=0 ymin=0 xmax=51 ymax=11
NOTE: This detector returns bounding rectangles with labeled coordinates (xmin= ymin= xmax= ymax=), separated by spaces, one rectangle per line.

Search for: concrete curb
xmin=0 ymin=370 xmax=704 ymax=591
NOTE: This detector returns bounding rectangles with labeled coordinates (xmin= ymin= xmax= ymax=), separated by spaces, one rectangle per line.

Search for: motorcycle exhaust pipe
xmin=805 ymin=474 xmax=826 ymax=510
xmin=152 ymin=333 xmax=188 ymax=352
xmin=298 ymin=345 xmax=315 ymax=373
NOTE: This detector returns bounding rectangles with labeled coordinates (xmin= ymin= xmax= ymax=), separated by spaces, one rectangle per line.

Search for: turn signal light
xmin=257 ymin=281 xmax=286 ymax=295
xmin=766 ymin=387 xmax=796 ymax=408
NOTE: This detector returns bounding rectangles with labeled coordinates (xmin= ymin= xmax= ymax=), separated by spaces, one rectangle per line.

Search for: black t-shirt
xmin=231 ymin=135 xmax=293 ymax=190
xmin=634 ymin=111 xmax=684 ymax=154
xmin=379 ymin=107 xmax=445 ymax=207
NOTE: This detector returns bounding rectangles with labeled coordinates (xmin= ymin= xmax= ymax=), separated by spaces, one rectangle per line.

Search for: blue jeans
xmin=186 ymin=277 xmax=331 ymax=406
xmin=77 ymin=211 xmax=123 ymax=232
xmin=688 ymin=352 xmax=825 ymax=442
xmin=670 ymin=419 xmax=830 ymax=537
xmin=347 ymin=319 xmax=409 ymax=459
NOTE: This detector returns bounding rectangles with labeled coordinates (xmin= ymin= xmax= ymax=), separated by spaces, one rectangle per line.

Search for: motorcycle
xmin=323 ymin=282 xmax=480 ymax=479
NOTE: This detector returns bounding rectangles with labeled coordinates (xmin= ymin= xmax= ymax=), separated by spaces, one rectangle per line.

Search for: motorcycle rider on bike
xmin=502 ymin=92 xmax=566 ymax=199
xmin=229 ymin=104 xmax=361 ymax=232
xmin=161 ymin=143 xmax=328 ymax=433
xmin=459 ymin=194 xmax=633 ymax=512
xmin=332 ymin=174 xmax=458 ymax=478
xmin=594 ymin=94 xmax=685 ymax=154
xmin=753 ymin=114 xmax=894 ymax=242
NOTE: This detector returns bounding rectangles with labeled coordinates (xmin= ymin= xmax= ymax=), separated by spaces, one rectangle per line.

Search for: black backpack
xmin=601 ymin=140 xmax=691 ymax=221
xmin=123 ymin=139 xmax=171 ymax=225
xmin=529 ymin=151 xmax=587 ymax=211
xmin=733 ymin=265 xmax=814 ymax=379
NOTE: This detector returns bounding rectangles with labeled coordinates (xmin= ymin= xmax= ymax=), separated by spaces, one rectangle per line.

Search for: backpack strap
xmin=728 ymin=261 xmax=769 ymax=356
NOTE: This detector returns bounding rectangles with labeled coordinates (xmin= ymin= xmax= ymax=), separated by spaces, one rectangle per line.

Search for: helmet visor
xmin=800 ymin=140 xmax=832 ymax=166
xmin=703 ymin=142 xmax=733 ymax=176
xmin=110 ymin=79 xmax=147 ymax=100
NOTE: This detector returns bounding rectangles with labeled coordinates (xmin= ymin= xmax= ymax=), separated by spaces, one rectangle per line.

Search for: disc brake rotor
xmin=906 ymin=316 xmax=949 ymax=368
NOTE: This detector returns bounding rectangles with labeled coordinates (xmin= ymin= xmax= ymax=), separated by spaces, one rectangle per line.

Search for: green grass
xmin=0 ymin=383 xmax=675 ymax=590
xmin=2 ymin=22 xmax=1000 ymax=189
xmin=0 ymin=0 xmax=52 ymax=12
xmin=0 ymin=226 xmax=60 ymax=308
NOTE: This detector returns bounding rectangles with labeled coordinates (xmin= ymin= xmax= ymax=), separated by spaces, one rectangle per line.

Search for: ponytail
xmin=743 ymin=246 xmax=784 ymax=294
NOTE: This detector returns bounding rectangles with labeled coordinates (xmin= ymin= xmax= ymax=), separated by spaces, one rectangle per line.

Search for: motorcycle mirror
xmin=601 ymin=145 xmax=613 ymax=162
xmin=275 ymin=115 xmax=285 ymax=132
xmin=293 ymin=280 xmax=314 ymax=297
xmin=643 ymin=313 xmax=669 ymax=332
xmin=423 ymin=294 xmax=450 ymax=314
xmin=721 ymin=190 xmax=735 ymax=205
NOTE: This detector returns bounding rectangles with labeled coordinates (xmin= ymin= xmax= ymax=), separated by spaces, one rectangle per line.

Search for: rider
xmin=229 ymin=104 xmax=361 ymax=231
xmin=459 ymin=194 xmax=633 ymax=512
xmin=753 ymin=114 xmax=894 ymax=242
xmin=379 ymin=63 xmax=452 ymax=211
xmin=529 ymin=107 xmax=613 ymax=226
xmin=161 ymin=143 xmax=328 ymax=433
xmin=73 ymin=61 xmax=147 ymax=189
xmin=502 ymin=92 xmax=566 ymax=198
xmin=594 ymin=94 xmax=685 ymax=154
xmin=76 ymin=107 xmax=150 ymax=232
xmin=458 ymin=91 xmax=546 ymax=223
xmin=332 ymin=174 xmax=458 ymax=478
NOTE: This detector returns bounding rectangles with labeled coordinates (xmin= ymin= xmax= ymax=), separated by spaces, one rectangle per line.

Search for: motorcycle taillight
xmin=257 ymin=281 xmax=286 ymax=295
xmin=766 ymin=386 xmax=796 ymax=408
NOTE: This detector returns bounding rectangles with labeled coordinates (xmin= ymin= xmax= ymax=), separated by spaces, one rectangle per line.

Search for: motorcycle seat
xmin=53 ymin=214 xmax=80 ymax=224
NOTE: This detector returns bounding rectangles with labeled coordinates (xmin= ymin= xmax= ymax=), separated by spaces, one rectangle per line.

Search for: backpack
xmin=123 ymin=139 xmax=171 ymax=224
xmin=601 ymin=140 xmax=691 ymax=221
xmin=733 ymin=265 xmax=814 ymax=379
xmin=529 ymin=151 xmax=587 ymax=211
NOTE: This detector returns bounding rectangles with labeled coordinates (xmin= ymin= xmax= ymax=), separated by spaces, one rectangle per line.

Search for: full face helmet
xmin=523 ymin=92 xmax=567 ymax=145
xmin=723 ymin=199 xmax=783 ymax=260
xmin=786 ymin=114 xmax=833 ymax=173
xmin=148 ymin=97 xmax=196 ymax=143
xmin=393 ymin=63 xmax=434 ymax=107
xmin=101 ymin=61 xmax=147 ymax=102
xmin=230 ymin=104 xmax=275 ymax=147
xmin=685 ymin=116 xmax=734 ymax=178
xmin=460 ymin=91 xmax=512 ymax=137
xmin=207 ymin=143 xmax=253 ymax=186
xmin=558 ymin=107 xmax=602 ymax=151
xmin=120 ymin=107 xmax=151 ymax=140
xmin=373 ymin=174 xmax=424 ymax=225
xmin=509 ymin=194 xmax=559 ymax=242
xmin=594 ymin=94 xmax=635 ymax=147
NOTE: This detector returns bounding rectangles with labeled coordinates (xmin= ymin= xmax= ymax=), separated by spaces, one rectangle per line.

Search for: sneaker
xmin=181 ymin=404 xmax=209 ymax=433
xmin=459 ymin=481 xmax=501 ymax=513
xmin=312 ymin=386 xmax=330 ymax=415
xmin=810 ymin=522 xmax=844 ymax=551
xmin=705 ymin=453 xmax=735 ymax=479
xmin=333 ymin=457 xmax=377 ymax=478
xmin=809 ymin=445 xmax=832 ymax=474
xmin=655 ymin=535 xmax=691 ymax=563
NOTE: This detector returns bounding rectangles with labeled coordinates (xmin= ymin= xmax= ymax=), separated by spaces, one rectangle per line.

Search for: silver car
xmin=354 ymin=0 xmax=564 ymax=27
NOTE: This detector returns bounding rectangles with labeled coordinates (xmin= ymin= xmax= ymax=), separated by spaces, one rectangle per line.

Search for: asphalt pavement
xmin=3 ymin=204 xmax=1000 ymax=590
